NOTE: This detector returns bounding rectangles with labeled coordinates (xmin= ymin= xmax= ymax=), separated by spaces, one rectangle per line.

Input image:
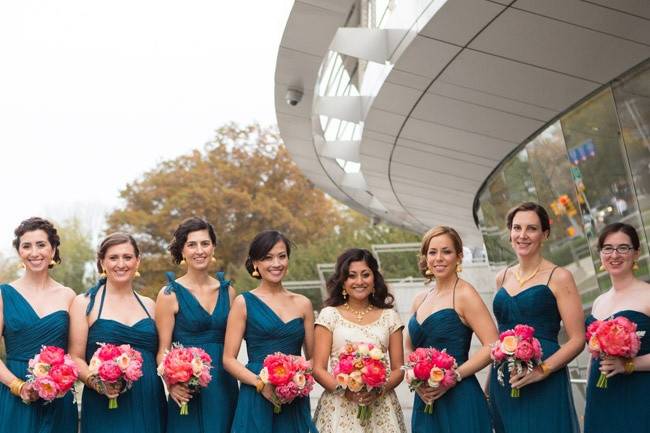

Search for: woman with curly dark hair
xmin=0 ymin=217 xmax=77 ymax=433
xmin=312 ymin=248 xmax=407 ymax=433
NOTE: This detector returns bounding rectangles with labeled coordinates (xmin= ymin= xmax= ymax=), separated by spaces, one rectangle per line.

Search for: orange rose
xmin=501 ymin=335 xmax=518 ymax=355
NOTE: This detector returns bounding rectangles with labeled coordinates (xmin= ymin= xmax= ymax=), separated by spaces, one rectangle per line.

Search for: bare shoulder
xmin=58 ymin=286 xmax=77 ymax=302
xmin=231 ymin=293 xmax=247 ymax=312
xmin=290 ymin=292 xmax=313 ymax=311
xmin=137 ymin=293 xmax=156 ymax=309
xmin=495 ymin=267 xmax=508 ymax=286
xmin=457 ymin=279 xmax=481 ymax=300
xmin=227 ymin=285 xmax=237 ymax=302
xmin=411 ymin=290 xmax=428 ymax=312
xmin=549 ymin=266 xmax=576 ymax=286
xmin=72 ymin=293 xmax=91 ymax=310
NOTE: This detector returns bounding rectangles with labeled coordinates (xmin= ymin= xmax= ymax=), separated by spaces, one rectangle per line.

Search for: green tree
xmin=51 ymin=217 xmax=95 ymax=293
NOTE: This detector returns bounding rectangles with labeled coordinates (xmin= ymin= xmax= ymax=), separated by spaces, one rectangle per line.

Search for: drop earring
xmin=425 ymin=268 xmax=434 ymax=277
xmin=456 ymin=262 xmax=463 ymax=273
xmin=211 ymin=256 xmax=217 ymax=264
xmin=252 ymin=268 xmax=260 ymax=277
xmin=633 ymin=261 xmax=640 ymax=271
xmin=179 ymin=258 xmax=186 ymax=266
xmin=598 ymin=264 xmax=605 ymax=272
xmin=342 ymin=289 xmax=347 ymax=300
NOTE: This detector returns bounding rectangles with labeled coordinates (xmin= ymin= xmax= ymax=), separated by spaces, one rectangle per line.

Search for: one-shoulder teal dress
xmin=408 ymin=306 xmax=492 ymax=433
xmin=230 ymin=292 xmax=317 ymax=433
xmin=0 ymin=284 xmax=78 ymax=433
xmin=80 ymin=280 xmax=166 ymax=433
xmin=584 ymin=310 xmax=650 ymax=433
xmin=489 ymin=269 xmax=579 ymax=433
xmin=164 ymin=272 xmax=238 ymax=433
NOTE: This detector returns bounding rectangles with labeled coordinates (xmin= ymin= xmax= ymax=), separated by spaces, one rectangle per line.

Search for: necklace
xmin=343 ymin=302 xmax=374 ymax=322
xmin=514 ymin=262 xmax=543 ymax=288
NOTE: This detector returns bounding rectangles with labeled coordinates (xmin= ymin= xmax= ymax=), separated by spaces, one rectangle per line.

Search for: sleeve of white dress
xmin=315 ymin=306 xmax=337 ymax=331
xmin=388 ymin=308 xmax=404 ymax=334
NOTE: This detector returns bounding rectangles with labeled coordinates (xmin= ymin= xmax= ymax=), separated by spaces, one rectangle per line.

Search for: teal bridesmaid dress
xmin=584 ymin=310 xmax=650 ymax=433
xmin=80 ymin=280 xmax=166 ymax=433
xmin=164 ymin=272 xmax=238 ymax=433
xmin=230 ymin=292 xmax=317 ymax=433
xmin=0 ymin=284 xmax=78 ymax=433
xmin=408 ymin=297 xmax=492 ymax=433
xmin=489 ymin=268 xmax=580 ymax=433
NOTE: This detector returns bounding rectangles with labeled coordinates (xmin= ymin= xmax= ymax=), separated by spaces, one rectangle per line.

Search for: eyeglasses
xmin=600 ymin=245 xmax=635 ymax=255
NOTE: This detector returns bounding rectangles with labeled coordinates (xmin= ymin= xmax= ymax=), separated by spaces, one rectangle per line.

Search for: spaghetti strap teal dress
xmin=163 ymin=272 xmax=238 ymax=433
xmin=0 ymin=284 xmax=78 ymax=433
xmin=489 ymin=268 xmax=579 ymax=433
xmin=408 ymin=303 xmax=491 ymax=432
xmin=80 ymin=280 xmax=166 ymax=433
xmin=230 ymin=292 xmax=317 ymax=433
xmin=584 ymin=310 xmax=650 ymax=433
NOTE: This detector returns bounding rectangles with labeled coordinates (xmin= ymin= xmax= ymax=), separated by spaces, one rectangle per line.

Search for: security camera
xmin=285 ymin=88 xmax=303 ymax=106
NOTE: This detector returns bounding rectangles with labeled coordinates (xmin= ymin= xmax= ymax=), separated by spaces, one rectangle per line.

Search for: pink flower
xmin=198 ymin=370 xmax=212 ymax=387
xmin=513 ymin=324 xmax=535 ymax=340
xmin=98 ymin=361 xmax=123 ymax=382
xmin=124 ymin=362 xmax=143 ymax=382
xmin=413 ymin=359 xmax=433 ymax=381
xmin=515 ymin=340 xmax=535 ymax=362
xmin=33 ymin=376 xmax=60 ymax=401
xmin=440 ymin=368 xmax=456 ymax=388
xmin=531 ymin=338 xmax=543 ymax=359
xmin=336 ymin=355 xmax=355 ymax=375
xmin=39 ymin=346 xmax=65 ymax=366
xmin=491 ymin=344 xmax=506 ymax=362
xmin=361 ymin=358 xmax=387 ymax=388
xmin=97 ymin=344 xmax=122 ymax=362
xmin=49 ymin=363 xmax=78 ymax=391
xmin=265 ymin=354 xmax=296 ymax=386
xmin=499 ymin=329 xmax=515 ymax=339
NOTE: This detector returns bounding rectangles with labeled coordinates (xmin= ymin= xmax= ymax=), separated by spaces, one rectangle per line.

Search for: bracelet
xmin=454 ymin=369 xmax=463 ymax=383
xmin=255 ymin=377 xmax=265 ymax=393
xmin=9 ymin=379 xmax=26 ymax=397
xmin=538 ymin=362 xmax=551 ymax=376
xmin=624 ymin=358 xmax=635 ymax=375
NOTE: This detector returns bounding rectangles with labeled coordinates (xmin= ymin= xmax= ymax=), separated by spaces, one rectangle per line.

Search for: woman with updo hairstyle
xmin=489 ymin=202 xmax=583 ymax=433
xmin=312 ymin=248 xmax=407 ymax=433
xmin=0 ymin=217 xmax=77 ymax=433
xmin=406 ymin=226 xmax=497 ymax=433
xmin=68 ymin=233 xmax=166 ymax=433
xmin=224 ymin=230 xmax=317 ymax=433
xmin=155 ymin=217 xmax=238 ymax=433
xmin=584 ymin=223 xmax=650 ymax=433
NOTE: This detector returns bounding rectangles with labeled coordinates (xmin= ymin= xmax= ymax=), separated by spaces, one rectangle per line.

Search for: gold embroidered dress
xmin=313 ymin=306 xmax=407 ymax=433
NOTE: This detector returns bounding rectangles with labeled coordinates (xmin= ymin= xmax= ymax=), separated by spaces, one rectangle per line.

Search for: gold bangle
xmin=255 ymin=377 xmax=265 ymax=393
xmin=624 ymin=359 xmax=635 ymax=375
xmin=539 ymin=362 xmax=551 ymax=376
xmin=9 ymin=379 xmax=26 ymax=397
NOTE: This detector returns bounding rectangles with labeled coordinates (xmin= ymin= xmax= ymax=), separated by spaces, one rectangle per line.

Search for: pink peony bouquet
xmin=402 ymin=347 xmax=457 ymax=414
xmin=332 ymin=342 xmax=388 ymax=425
xmin=258 ymin=352 xmax=314 ymax=414
xmin=157 ymin=344 xmax=212 ymax=415
xmin=586 ymin=316 xmax=645 ymax=388
xmin=26 ymin=346 xmax=79 ymax=402
xmin=490 ymin=324 xmax=543 ymax=397
xmin=88 ymin=343 xmax=143 ymax=409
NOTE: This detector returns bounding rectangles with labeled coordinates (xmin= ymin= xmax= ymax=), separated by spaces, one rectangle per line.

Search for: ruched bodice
xmin=163 ymin=272 xmax=238 ymax=433
xmin=80 ymin=280 xmax=165 ymax=433
xmin=584 ymin=310 xmax=650 ymax=433
xmin=489 ymin=280 xmax=579 ymax=433
xmin=230 ymin=291 xmax=316 ymax=433
xmin=0 ymin=284 xmax=78 ymax=433
xmin=408 ymin=308 xmax=491 ymax=433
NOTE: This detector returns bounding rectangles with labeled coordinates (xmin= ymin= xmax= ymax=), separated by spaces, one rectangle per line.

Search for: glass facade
xmin=475 ymin=60 xmax=650 ymax=306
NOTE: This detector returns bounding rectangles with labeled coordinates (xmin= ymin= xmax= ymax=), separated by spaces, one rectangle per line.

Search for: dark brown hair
xmin=245 ymin=230 xmax=292 ymax=279
xmin=324 ymin=248 xmax=394 ymax=309
xmin=96 ymin=233 xmax=140 ymax=273
xmin=506 ymin=202 xmax=551 ymax=234
xmin=418 ymin=226 xmax=463 ymax=281
xmin=168 ymin=217 xmax=217 ymax=264
xmin=13 ymin=217 xmax=61 ymax=268
xmin=598 ymin=223 xmax=640 ymax=251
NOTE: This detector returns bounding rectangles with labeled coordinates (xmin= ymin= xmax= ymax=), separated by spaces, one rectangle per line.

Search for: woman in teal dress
xmin=68 ymin=233 xmax=166 ymax=433
xmin=489 ymin=202 xmax=583 ymax=433
xmin=407 ymin=226 xmax=497 ymax=433
xmin=584 ymin=223 xmax=650 ymax=433
xmin=223 ymin=230 xmax=317 ymax=433
xmin=0 ymin=217 xmax=77 ymax=433
xmin=155 ymin=217 xmax=238 ymax=433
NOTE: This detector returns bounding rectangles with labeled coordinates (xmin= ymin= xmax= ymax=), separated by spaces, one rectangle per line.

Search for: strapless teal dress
xmin=164 ymin=272 xmax=238 ymax=433
xmin=0 ymin=284 xmax=78 ymax=433
xmin=489 ymin=284 xmax=579 ymax=433
xmin=584 ymin=310 xmax=650 ymax=433
xmin=408 ymin=308 xmax=492 ymax=433
xmin=79 ymin=280 xmax=166 ymax=433
xmin=230 ymin=292 xmax=317 ymax=433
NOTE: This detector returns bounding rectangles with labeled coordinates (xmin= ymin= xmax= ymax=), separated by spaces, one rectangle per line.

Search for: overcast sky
xmin=0 ymin=0 xmax=294 ymax=253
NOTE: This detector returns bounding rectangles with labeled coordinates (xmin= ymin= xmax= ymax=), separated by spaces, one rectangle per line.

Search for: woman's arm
xmin=301 ymin=296 xmax=315 ymax=360
xmin=222 ymin=295 xmax=257 ymax=386
xmin=385 ymin=328 xmax=405 ymax=392
xmin=311 ymin=325 xmax=337 ymax=392
xmin=154 ymin=288 xmax=178 ymax=364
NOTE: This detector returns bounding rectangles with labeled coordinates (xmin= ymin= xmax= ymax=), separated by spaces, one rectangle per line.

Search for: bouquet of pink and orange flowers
xmin=402 ymin=347 xmax=457 ymax=414
xmin=157 ymin=344 xmax=212 ymax=415
xmin=258 ymin=352 xmax=314 ymax=414
xmin=491 ymin=324 xmax=543 ymax=397
xmin=88 ymin=343 xmax=143 ymax=409
xmin=26 ymin=346 xmax=79 ymax=402
xmin=332 ymin=342 xmax=388 ymax=424
xmin=586 ymin=316 xmax=645 ymax=388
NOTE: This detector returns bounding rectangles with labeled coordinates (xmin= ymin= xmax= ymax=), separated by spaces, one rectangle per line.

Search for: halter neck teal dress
xmin=80 ymin=280 xmax=166 ymax=433
xmin=584 ymin=310 xmax=650 ymax=433
xmin=408 ymin=287 xmax=492 ymax=433
xmin=230 ymin=292 xmax=317 ymax=433
xmin=0 ymin=284 xmax=78 ymax=433
xmin=489 ymin=268 xmax=579 ymax=433
xmin=163 ymin=272 xmax=238 ymax=433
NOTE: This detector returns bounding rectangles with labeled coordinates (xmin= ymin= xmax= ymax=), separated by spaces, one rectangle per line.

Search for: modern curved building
xmin=274 ymin=0 xmax=650 ymax=301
